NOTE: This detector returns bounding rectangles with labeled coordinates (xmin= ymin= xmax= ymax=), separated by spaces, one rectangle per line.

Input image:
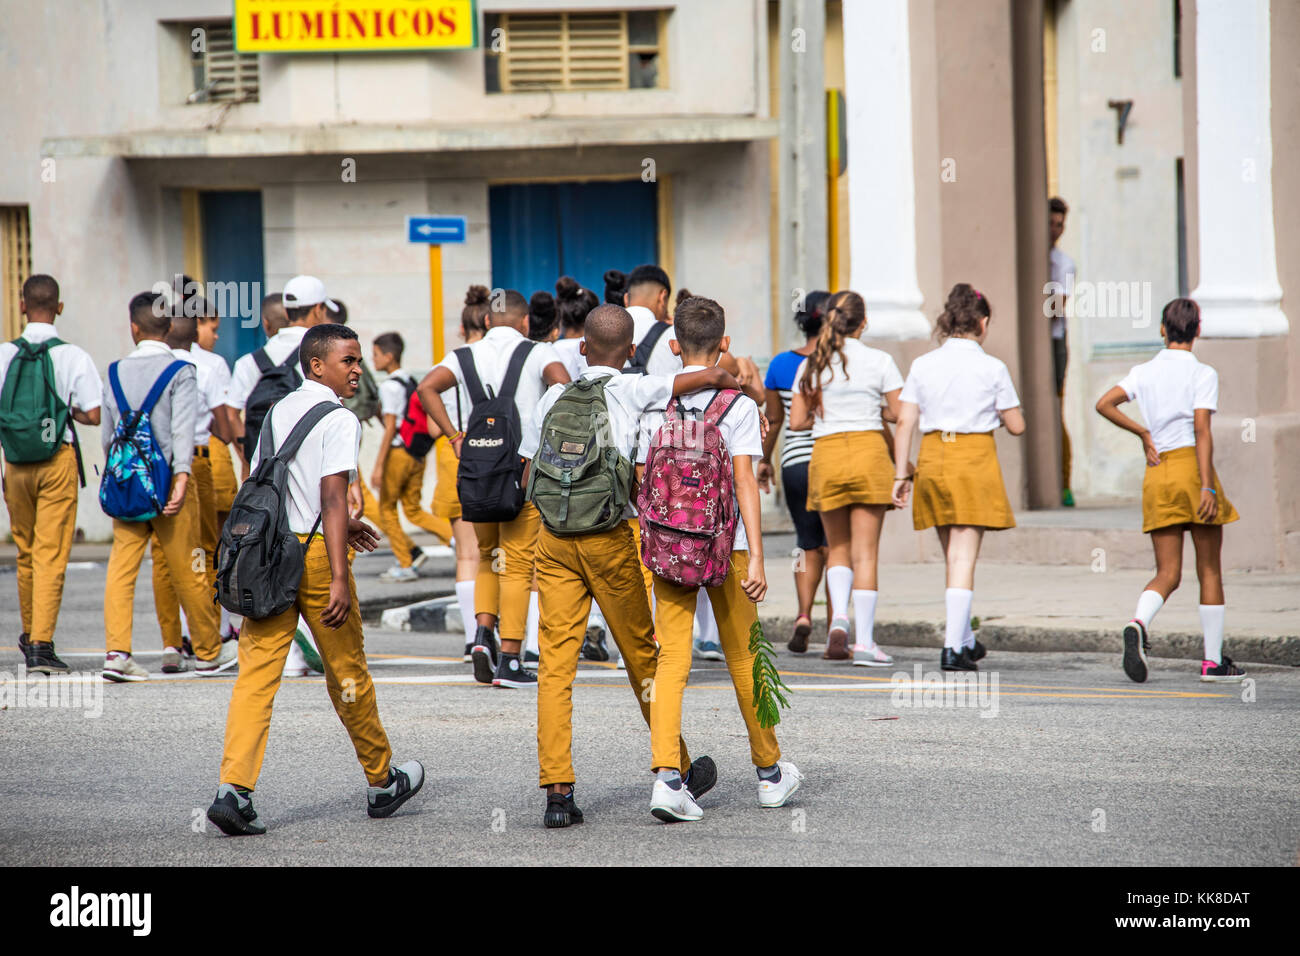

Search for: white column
xmin=842 ymin=0 xmax=929 ymax=340
xmin=1190 ymin=0 xmax=1287 ymax=337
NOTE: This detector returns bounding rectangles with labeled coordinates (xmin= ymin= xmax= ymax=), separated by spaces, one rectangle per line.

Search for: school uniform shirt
xmin=226 ymin=325 xmax=308 ymax=410
xmin=793 ymin=338 xmax=904 ymax=440
xmin=101 ymin=339 xmax=198 ymax=475
xmin=378 ymin=368 xmax=413 ymax=448
xmin=554 ymin=336 xmax=588 ymax=380
xmin=1050 ymin=246 xmax=1076 ymax=340
xmin=1116 ymin=349 xmax=1218 ymax=455
xmin=899 ymin=338 xmax=1020 ymax=434
xmin=190 ymin=343 xmax=232 ymax=408
xmin=171 ymin=347 xmax=224 ymax=446
xmin=435 ymin=325 xmax=562 ymax=426
xmin=250 ymin=379 xmax=360 ymax=535
xmin=0 ymin=322 xmax=101 ymax=444
xmin=637 ymin=367 xmax=764 ymax=552
xmin=763 ymin=350 xmax=814 ymax=469
xmin=627 ymin=306 xmax=682 ymax=377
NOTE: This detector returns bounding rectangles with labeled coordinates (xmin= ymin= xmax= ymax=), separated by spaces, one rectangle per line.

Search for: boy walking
xmin=208 ymin=323 xmax=424 ymax=835
xmin=0 ymin=274 xmax=101 ymax=674
xmin=370 ymin=332 xmax=452 ymax=581
xmin=639 ymin=296 xmax=803 ymax=821
xmin=101 ymin=293 xmax=235 ymax=681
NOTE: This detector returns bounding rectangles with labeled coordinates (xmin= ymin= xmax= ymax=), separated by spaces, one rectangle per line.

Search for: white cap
xmin=283 ymin=275 xmax=337 ymax=311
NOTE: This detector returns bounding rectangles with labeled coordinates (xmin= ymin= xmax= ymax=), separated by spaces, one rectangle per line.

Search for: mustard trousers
xmin=474 ymin=502 xmax=540 ymax=640
xmin=3 ymin=444 xmax=79 ymax=644
xmin=376 ymin=445 xmax=452 ymax=566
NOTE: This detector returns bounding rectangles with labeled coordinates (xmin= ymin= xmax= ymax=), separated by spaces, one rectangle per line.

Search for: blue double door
xmin=489 ymin=180 xmax=659 ymax=301
xmin=200 ymin=190 xmax=266 ymax=368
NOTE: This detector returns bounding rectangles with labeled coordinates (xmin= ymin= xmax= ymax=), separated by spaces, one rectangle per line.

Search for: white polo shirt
xmin=250 ymin=379 xmax=361 ymax=534
xmin=794 ymin=337 xmax=904 ymax=439
xmin=378 ymin=368 xmax=413 ymax=447
xmin=1116 ymin=349 xmax=1218 ymax=454
xmin=627 ymin=306 xmax=682 ymax=377
xmin=171 ymin=347 xmax=225 ymax=446
xmin=0 ymin=322 xmax=101 ymax=443
xmin=899 ymin=337 xmax=1021 ymax=434
xmin=554 ymin=336 xmax=588 ymax=380
xmin=191 ymin=343 xmax=232 ymax=411
xmin=435 ymin=325 xmax=563 ymax=425
xmin=637 ymin=368 xmax=763 ymax=552
xmin=1049 ymin=247 xmax=1077 ymax=340
xmin=226 ymin=325 xmax=308 ymax=410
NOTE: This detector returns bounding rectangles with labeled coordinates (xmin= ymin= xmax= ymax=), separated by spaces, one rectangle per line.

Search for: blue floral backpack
xmin=98 ymin=359 xmax=187 ymax=522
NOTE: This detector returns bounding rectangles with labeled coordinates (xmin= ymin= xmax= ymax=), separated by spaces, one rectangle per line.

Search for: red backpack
xmin=397 ymin=378 xmax=435 ymax=458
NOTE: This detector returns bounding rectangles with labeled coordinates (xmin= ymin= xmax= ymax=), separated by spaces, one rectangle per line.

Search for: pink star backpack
xmin=636 ymin=389 xmax=741 ymax=588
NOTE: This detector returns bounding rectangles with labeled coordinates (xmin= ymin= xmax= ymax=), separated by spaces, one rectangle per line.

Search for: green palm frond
xmin=749 ymin=619 xmax=791 ymax=728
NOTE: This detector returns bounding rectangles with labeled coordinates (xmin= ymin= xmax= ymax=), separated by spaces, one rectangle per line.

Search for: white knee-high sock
xmin=525 ymin=590 xmax=540 ymax=656
xmin=694 ymin=591 xmax=718 ymax=645
xmin=962 ymin=611 xmax=975 ymax=649
xmin=455 ymin=580 xmax=476 ymax=643
xmin=851 ymin=590 xmax=878 ymax=649
xmin=1200 ymin=604 xmax=1225 ymax=663
xmin=1134 ymin=590 xmax=1165 ymax=628
xmin=219 ymin=605 xmax=232 ymax=638
xmin=944 ymin=588 xmax=973 ymax=650
xmin=178 ymin=607 xmax=190 ymax=640
xmin=826 ymin=566 xmax=853 ymax=622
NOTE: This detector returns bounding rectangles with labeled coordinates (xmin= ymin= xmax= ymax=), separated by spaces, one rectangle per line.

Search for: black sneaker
xmin=523 ymin=649 xmax=540 ymax=670
xmin=1122 ymin=620 xmax=1149 ymax=683
xmin=684 ymin=755 xmax=717 ymax=801
xmin=207 ymin=784 xmax=267 ymax=836
xmin=968 ymin=639 xmax=987 ymax=662
xmin=410 ymin=546 xmax=429 ymax=570
xmin=471 ymin=625 xmax=499 ymax=685
xmin=25 ymin=640 xmax=70 ymax=675
xmin=1200 ymin=655 xmax=1246 ymax=683
xmin=493 ymin=653 xmax=537 ymax=689
xmin=367 ymin=760 xmax=425 ymax=819
xmin=581 ymin=625 xmax=609 ymax=662
xmin=463 ymin=641 xmax=474 ymax=663
xmin=543 ymin=789 xmax=584 ymax=828
xmin=18 ymin=632 xmax=30 ymax=655
xmin=940 ymin=647 xmax=977 ymax=672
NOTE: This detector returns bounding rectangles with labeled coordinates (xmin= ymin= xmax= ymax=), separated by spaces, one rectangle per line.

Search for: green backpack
xmin=0 ymin=337 xmax=83 ymax=480
xmin=527 ymin=378 xmax=635 ymax=536
xmin=343 ymin=359 xmax=381 ymax=423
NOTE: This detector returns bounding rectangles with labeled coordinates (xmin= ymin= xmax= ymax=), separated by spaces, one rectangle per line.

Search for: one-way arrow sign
xmin=407 ymin=215 xmax=467 ymax=244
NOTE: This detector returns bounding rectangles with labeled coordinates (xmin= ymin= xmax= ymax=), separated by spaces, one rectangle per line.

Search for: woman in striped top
xmin=758 ymin=291 xmax=831 ymax=653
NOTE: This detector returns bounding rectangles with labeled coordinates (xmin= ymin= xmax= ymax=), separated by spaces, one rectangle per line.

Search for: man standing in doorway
xmin=1049 ymin=197 xmax=1077 ymax=507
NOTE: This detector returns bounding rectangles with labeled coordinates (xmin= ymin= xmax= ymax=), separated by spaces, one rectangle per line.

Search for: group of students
xmin=0 ymin=261 xmax=1245 ymax=836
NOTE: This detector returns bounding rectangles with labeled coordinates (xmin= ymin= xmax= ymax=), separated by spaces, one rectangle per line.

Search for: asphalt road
xmin=1 ymin=558 xmax=1297 ymax=866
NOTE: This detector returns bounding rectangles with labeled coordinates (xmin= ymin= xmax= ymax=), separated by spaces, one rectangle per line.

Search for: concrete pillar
xmin=841 ymin=0 xmax=928 ymax=340
xmin=777 ymin=0 xmax=827 ymax=306
xmin=1190 ymin=0 xmax=1288 ymax=337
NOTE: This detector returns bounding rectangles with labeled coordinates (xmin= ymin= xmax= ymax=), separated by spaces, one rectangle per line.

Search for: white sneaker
xmin=381 ymin=565 xmax=419 ymax=582
xmin=283 ymin=638 xmax=309 ymax=677
xmin=161 ymin=646 xmax=187 ymax=674
xmin=852 ymin=644 xmax=893 ymax=667
xmin=196 ymin=640 xmax=239 ymax=677
xmin=102 ymin=654 xmax=149 ymax=683
xmin=757 ymin=761 xmax=804 ymax=808
xmin=650 ymin=779 xmax=704 ymax=823
xmin=616 ymin=655 xmax=626 ymax=670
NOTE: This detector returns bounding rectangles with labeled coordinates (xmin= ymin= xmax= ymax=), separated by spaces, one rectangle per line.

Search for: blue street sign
xmin=407 ymin=215 xmax=467 ymax=244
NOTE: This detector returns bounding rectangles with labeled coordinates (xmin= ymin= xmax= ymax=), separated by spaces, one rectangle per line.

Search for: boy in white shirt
xmin=208 ymin=324 xmax=424 ymax=835
xmin=638 ymin=296 xmax=803 ymax=823
xmin=1095 ymin=297 xmax=1243 ymax=684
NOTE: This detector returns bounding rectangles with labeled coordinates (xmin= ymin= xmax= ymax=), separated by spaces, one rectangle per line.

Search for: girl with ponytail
xmin=788 ymin=291 xmax=905 ymax=665
xmin=891 ymin=283 xmax=1025 ymax=673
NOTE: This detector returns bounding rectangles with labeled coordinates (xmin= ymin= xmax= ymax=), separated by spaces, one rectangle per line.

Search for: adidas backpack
xmin=527 ymin=377 xmax=634 ymax=536
xmin=98 ymin=359 xmax=188 ymax=522
xmin=0 ymin=337 xmax=85 ymax=485
xmin=454 ymin=341 xmax=535 ymax=523
xmin=215 ymin=400 xmax=339 ymax=619
xmin=397 ymin=377 xmax=434 ymax=459
xmin=635 ymin=389 xmax=741 ymax=588
xmin=242 ymin=346 xmax=302 ymax=459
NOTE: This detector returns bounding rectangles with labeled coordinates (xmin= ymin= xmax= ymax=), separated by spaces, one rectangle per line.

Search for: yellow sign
xmin=233 ymin=0 xmax=477 ymax=53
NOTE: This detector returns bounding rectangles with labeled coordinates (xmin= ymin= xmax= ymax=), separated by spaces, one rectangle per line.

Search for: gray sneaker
xmin=102 ymin=653 xmax=149 ymax=683
xmin=196 ymin=640 xmax=239 ymax=677
xmin=161 ymin=646 xmax=188 ymax=673
xmin=367 ymin=760 xmax=425 ymax=818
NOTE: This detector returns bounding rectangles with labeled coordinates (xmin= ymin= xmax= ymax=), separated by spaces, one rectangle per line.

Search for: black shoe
xmin=207 ymin=784 xmax=267 ymax=836
xmin=543 ymin=789 xmax=584 ymax=828
xmin=471 ymin=625 xmax=499 ymax=684
xmin=968 ymin=639 xmax=987 ymax=662
xmin=410 ymin=546 xmax=429 ymax=570
xmin=463 ymin=641 xmax=474 ymax=663
xmin=367 ymin=760 xmax=425 ymax=819
xmin=684 ymin=755 xmax=717 ymax=801
xmin=581 ymin=625 xmax=609 ymax=662
xmin=523 ymin=649 xmax=540 ymax=670
xmin=25 ymin=640 xmax=70 ymax=675
xmin=18 ymin=632 xmax=30 ymax=655
xmin=940 ymin=647 xmax=977 ymax=672
xmin=492 ymin=653 xmax=537 ymax=689
xmin=1122 ymin=620 xmax=1149 ymax=684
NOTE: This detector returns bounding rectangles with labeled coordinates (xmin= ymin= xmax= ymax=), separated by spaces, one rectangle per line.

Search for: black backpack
xmin=621 ymin=320 xmax=670 ymax=375
xmin=454 ymin=341 xmax=535 ymax=523
xmin=242 ymin=346 xmax=303 ymax=459
xmin=215 ymin=400 xmax=338 ymax=619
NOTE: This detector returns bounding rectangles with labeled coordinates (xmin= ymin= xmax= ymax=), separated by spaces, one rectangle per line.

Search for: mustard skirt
xmin=806 ymin=430 xmax=895 ymax=511
xmin=431 ymin=436 xmax=462 ymax=521
xmin=208 ymin=436 xmax=238 ymax=512
xmin=1141 ymin=445 xmax=1239 ymax=533
xmin=912 ymin=432 xmax=1015 ymax=531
